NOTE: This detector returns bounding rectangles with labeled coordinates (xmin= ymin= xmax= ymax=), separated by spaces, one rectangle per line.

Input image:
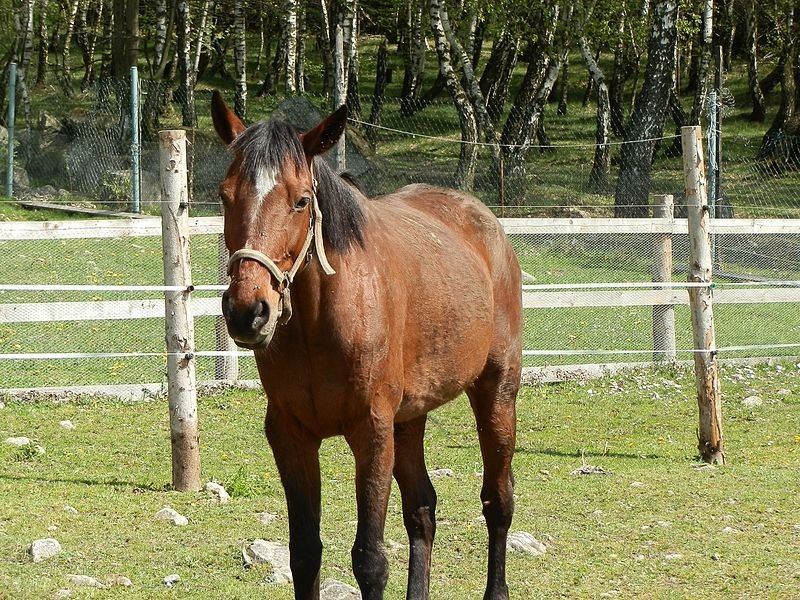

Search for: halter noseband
xmin=226 ymin=171 xmax=336 ymax=325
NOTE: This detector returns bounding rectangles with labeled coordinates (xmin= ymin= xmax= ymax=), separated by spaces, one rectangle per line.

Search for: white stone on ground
xmin=205 ymin=481 xmax=231 ymax=504
xmin=384 ymin=539 xmax=406 ymax=553
xmin=507 ymin=531 xmax=547 ymax=556
xmin=256 ymin=511 xmax=278 ymax=525
xmin=67 ymin=575 xmax=106 ymax=588
xmin=664 ymin=553 xmax=683 ymax=560
xmin=59 ymin=420 xmax=76 ymax=430
xmin=63 ymin=506 xmax=78 ymax=515
xmin=154 ymin=506 xmax=188 ymax=526
xmin=107 ymin=575 xmax=133 ymax=587
xmin=428 ymin=468 xmax=454 ymax=479
xmin=320 ymin=578 xmax=361 ymax=599
xmin=742 ymin=395 xmax=763 ymax=408
xmin=163 ymin=574 xmax=180 ymax=587
xmin=244 ymin=539 xmax=293 ymax=583
xmin=53 ymin=590 xmax=72 ymax=599
xmin=28 ymin=538 xmax=62 ymax=562
xmin=5 ymin=436 xmax=32 ymax=446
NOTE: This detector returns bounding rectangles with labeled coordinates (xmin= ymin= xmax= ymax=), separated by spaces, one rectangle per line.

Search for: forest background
xmin=1 ymin=0 xmax=799 ymax=218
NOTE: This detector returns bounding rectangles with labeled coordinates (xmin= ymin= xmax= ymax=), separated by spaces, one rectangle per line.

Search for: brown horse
xmin=211 ymin=91 xmax=522 ymax=600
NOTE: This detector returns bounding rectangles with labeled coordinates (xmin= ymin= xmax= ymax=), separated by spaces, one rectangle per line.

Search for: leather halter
xmin=226 ymin=170 xmax=336 ymax=325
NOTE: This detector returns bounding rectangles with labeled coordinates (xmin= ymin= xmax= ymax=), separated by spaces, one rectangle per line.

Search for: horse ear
xmin=301 ymin=105 xmax=348 ymax=158
xmin=211 ymin=90 xmax=246 ymax=144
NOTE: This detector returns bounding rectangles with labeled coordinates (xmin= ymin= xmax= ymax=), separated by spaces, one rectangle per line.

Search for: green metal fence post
xmin=5 ymin=63 xmax=16 ymax=198
xmin=130 ymin=66 xmax=141 ymax=213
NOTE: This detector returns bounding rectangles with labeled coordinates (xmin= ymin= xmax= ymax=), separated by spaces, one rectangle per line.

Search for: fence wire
xmin=2 ymin=80 xmax=800 ymax=390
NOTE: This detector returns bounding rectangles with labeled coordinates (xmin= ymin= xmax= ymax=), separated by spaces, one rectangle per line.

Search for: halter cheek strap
xmin=226 ymin=189 xmax=336 ymax=326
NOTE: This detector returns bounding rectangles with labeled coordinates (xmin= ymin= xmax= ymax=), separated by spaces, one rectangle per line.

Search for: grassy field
xmin=1 ymin=364 xmax=799 ymax=598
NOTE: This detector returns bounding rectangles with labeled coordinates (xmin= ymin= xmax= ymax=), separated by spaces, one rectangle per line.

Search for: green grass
xmin=0 ymin=364 xmax=799 ymax=598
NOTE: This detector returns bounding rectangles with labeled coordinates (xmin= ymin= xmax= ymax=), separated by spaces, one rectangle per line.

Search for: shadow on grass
xmin=0 ymin=472 xmax=166 ymax=492
xmin=446 ymin=443 xmax=662 ymax=460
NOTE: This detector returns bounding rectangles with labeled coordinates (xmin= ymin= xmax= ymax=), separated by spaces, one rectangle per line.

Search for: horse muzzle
xmin=221 ymin=290 xmax=280 ymax=349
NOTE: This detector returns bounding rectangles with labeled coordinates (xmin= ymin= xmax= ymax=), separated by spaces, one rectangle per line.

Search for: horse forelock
xmin=227 ymin=117 xmax=366 ymax=254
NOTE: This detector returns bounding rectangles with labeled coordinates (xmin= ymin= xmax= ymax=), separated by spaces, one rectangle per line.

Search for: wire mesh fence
xmin=2 ymin=75 xmax=800 ymax=391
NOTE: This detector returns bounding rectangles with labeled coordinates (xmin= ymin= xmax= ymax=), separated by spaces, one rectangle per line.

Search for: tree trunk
xmin=346 ymin=15 xmax=361 ymax=123
xmin=233 ymin=0 xmax=247 ymax=118
xmin=579 ymin=35 xmax=611 ymax=192
xmin=557 ymin=53 xmax=569 ymax=116
xmin=744 ymin=0 xmax=766 ymax=122
xmin=193 ymin=0 xmax=212 ymax=80
xmin=111 ymin=0 xmax=138 ymax=77
xmin=153 ymin=0 xmax=167 ymax=74
xmin=367 ymin=38 xmax=389 ymax=148
xmin=609 ymin=16 xmax=628 ymax=137
xmin=614 ymin=0 xmax=678 ymax=217
xmin=284 ymin=0 xmax=298 ymax=93
xmin=296 ymin=0 xmax=306 ymax=92
xmin=176 ymin=0 xmax=196 ymax=126
xmin=317 ymin=0 xmax=332 ymax=99
xmin=61 ymin=0 xmax=80 ymax=95
xmin=429 ymin=0 xmax=478 ymax=190
xmin=479 ymin=28 xmax=519 ymax=126
xmin=153 ymin=0 xmax=176 ymax=79
xmin=99 ymin=0 xmax=113 ymax=80
xmin=763 ymin=6 xmax=796 ymax=143
xmin=34 ymin=0 xmax=49 ymax=87
xmin=690 ymin=0 xmax=713 ymax=125
xmin=13 ymin=0 xmax=34 ymax=139
xmin=400 ymin=0 xmax=426 ymax=116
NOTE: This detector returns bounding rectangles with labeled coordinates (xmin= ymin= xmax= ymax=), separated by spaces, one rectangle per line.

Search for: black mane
xmin=229 ymin=118 xmax=366 ymax=252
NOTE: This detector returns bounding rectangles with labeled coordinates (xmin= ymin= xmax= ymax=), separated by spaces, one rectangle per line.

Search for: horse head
xmin=211 ymin=91 xmax=346 ymax=348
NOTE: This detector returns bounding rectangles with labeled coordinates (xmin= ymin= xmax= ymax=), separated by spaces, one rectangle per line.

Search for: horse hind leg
xmin=467 ymin=361 xmax=520 ymax=600
xmin=393 ymin=415 xmax=437 ymax=600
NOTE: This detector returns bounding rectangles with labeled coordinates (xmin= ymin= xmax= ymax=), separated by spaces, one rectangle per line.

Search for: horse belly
xmin=395 ymin=275 xmax=494 ymax=422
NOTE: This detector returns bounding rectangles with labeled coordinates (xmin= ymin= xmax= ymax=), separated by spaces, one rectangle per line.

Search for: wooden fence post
xmin=159 ymin=129 xmax=202 ymax=491
xmin=652 ymin=194 xmax=677 ymax=363
xmin=215 ymin=233 xmax=239 ymax=380
xmin=681 ymin=125 xmax=725 ymax=465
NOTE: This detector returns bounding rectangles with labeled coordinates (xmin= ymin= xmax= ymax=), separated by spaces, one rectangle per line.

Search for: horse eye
xmin=294 ymin=196 xmax=311 ymax=211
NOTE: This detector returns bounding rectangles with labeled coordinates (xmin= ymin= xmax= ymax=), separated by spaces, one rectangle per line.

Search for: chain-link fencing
xmin=2 ymin=75 xmax=800 ymax=391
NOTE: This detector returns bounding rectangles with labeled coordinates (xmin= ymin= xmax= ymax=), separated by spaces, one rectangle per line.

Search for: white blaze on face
xmin=255 ymin=167 xmax=280 ymax=204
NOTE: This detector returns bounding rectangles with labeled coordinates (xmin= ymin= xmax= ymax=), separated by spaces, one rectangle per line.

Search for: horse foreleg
xmin=393 ymin=415 xmax=436 ymax=600
xmin=346 ymin=413 xmax=395 ymax=600
xmin=265 ymin=405 xmax=323 ymax=600
xmin=468 ymin=366 xmax=519 ymax=600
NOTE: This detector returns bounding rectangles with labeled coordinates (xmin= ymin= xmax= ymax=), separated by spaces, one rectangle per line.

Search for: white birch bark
xmin=429 ymin=0 xmax=478 ymax=190
xmin=193 ymin=0 xmax=212 ymax=78
xmin=61 ymin=0 xmax=80 ymax=94
xmin=35 ymin=0 xmax=48 ymax=86
xmin=153 ymin=0 xmax=167 ymax=73
xmin=284 ymin=0 xmax=298 ymax=93
xmin=233 ymin=0 xmax=247 ymax=117
xmin=578 ymin=35 xmax=611 ymax=190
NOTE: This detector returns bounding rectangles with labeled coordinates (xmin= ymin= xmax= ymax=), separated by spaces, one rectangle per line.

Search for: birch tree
xmin=400 ymin=0 xmax=426 ymax=115
xmin=176 ymin=0 xmax=195 ymax=126
xmin=579 ymin=34 xmax=611 ymax=191
xmin=689 ymin=0 xmax=713 ymax=125
xmin=34 ymin=0 xmax=48 ymax=87
xmin=744 ymin=0 xmax=766 ymax=122
xmin=233 ymin=0 xmax=247 ymax=118
xmin=429 ymin=0 xmax=479 ymax=189
xmin=60 ymin=0 xmax=80 ymax=95
xmin=613 ymin=0 xmax=678 ymax=217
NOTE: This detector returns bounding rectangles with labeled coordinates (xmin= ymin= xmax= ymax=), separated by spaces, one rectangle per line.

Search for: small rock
xmin=776 ymin=388 xmax=791 ymax=397
xmin=163 ymin=574 xmax=180 ymax=587
xmin=384 ymin=539 xmax=406 ymax=553
xmin=154 ymin=506 xmax=188 ymax=526
xmin=63 ymin=506 xmax=79 ymax=515
xmin=47 ymin=525 xmax=58 ymax=532
xmin=664 ymin=553 xmax=683 ymax=560
xmin=59 ymin=420 xmax=76 ymax=430
xmin=205 ymin=481 xmax=231 ymax=504
xmin=320 ymin=578 xmax=361 ymax=599
xmin=244 ymin=539 xmax=293 ymax=583
xmin=656 ymin=521 xmax=672 ymax=528
xmin=53 ymin=590 xmax=72 ymax=599
xmin=570 ymin=465 xmax=610 ymax=476
xmin=630 ymin=481 xmax=644 ymax=488
xmin=67 ymin=575 xmax=106 ymax=589
xmin=428 ymin=468 xmax=454 ymax=479
xmin=507 ymin=531 xmax=546 ymax=556
xmin=0 ymin=400 xmax=5 ymax=409
xmin=5 ymin=436 xmax=32 ymax=446
xmin=107 ymin=575 xmax=133 ymax=587
xmin=28 ymin=538 xmax=62 ymax=562
xmin=711 ymin=553 xmax=721 ymax=561
xmin=742 ymin=395 xmax=763 ymax=408
xmin=721 ymin=526 xmax=739 ymax=534
xmin=256 ymin=511 xmax=278 ymax=525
